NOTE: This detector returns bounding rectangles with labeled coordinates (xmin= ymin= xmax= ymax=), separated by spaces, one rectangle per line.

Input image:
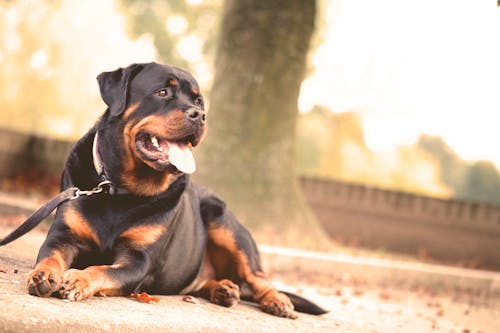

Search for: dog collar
xmin=92 ymin=132 xmax=104 ymax=177
xmin=92 ymin=132 xmax=129 ymax=195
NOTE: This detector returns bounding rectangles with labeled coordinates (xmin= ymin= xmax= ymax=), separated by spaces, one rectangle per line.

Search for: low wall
xmin=0 ymin=128 xmax=73 ymax=179
xmin=301 ymin=177 xmax=500 ymax=269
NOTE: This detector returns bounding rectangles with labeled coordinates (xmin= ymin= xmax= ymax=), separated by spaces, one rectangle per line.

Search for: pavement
xmin=1 ymin=193 xmax=500 ymax=332
xmin=0 ymin=223 xmax=335 ymax=333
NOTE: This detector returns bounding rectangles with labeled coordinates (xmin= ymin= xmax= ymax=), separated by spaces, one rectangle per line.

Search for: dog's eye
xmin=156 ymin=89 xmax=173 ymax=99
xmin=157 ymin=89 xmax=168 ymax=97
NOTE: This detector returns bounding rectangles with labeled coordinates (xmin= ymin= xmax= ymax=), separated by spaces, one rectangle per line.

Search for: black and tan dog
xmin=24 ymin=62 xmax=326 ymax=318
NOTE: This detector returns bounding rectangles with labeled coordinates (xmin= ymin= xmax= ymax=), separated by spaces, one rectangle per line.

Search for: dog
xmin=24 ymin=62 xmax=326 ymax=319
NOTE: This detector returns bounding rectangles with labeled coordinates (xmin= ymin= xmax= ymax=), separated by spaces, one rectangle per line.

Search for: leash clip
xmin=71 ymin=180 xmax=113 ymax=200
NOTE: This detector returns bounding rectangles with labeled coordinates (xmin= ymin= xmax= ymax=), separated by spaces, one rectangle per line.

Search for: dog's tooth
xmin=151 ymin=136 xmax=162 ymax=151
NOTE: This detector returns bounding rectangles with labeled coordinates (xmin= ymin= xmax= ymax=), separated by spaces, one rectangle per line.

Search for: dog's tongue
xmin=168 ymin=142 xmax=196 ymax=174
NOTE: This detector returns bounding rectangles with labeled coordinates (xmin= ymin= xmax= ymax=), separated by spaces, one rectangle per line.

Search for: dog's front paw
xmin=60 ymin=269 xmax=95 ymax=301
xmin=27 ymin=267 xmax=63 ymax=297
xmin=260 ymin=290 xmax=297 ymax=319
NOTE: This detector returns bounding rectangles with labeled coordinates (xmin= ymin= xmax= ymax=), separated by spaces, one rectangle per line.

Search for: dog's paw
xmin=59 ymin=269 xmax=95 ymax=301
xmin=27 ymin=267 xmax=63 ymax=297
xmin=260 ymin=290 xmax=297 ymax=319
xmin=210 ymin=279 xmax=240 ymax=307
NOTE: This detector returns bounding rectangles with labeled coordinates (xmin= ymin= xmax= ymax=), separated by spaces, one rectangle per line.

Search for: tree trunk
xmin=195 ymin=0 xmax=329 ymax=248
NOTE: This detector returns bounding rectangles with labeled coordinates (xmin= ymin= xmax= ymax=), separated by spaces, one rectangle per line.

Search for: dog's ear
xmin=97 ymin=63 xmax=144 ymax=117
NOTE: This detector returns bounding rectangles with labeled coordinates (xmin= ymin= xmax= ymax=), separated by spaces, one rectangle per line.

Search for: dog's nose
xmin=186 ymin=107 xmax=206 ymax=125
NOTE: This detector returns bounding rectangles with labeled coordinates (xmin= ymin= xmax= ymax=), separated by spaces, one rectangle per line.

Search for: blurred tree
xmin=0 ymin=2 xmax=67 ymax=134
xmin=418 ymin=135 xmax=500 ymax=204
xmin=459 ymin=161 xmax=500 ymax=204
xmin=296 ymin=106 xmax=367 ymax=178
xmin=417 ymin=135 xmax=467 ymax=191
xmin=195 ymin=0 xmax=330 ymax=247
xmin=118 ymin=0 xmax=221 ymax=73
xmin=296 ymin=108 xmax=450 ymax=197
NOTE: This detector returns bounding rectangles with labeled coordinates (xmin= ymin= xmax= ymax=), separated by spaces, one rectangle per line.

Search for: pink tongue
xmin=168 ymin=142 xmax=196 ymax=174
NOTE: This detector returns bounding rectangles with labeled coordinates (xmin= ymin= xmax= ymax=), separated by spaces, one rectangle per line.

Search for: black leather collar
xmin=92 ymin=132 xmax=129 ymax=195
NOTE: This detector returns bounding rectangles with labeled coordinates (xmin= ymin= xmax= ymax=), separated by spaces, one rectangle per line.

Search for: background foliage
xmin=1 ymin=0 xmax=499 ymax=206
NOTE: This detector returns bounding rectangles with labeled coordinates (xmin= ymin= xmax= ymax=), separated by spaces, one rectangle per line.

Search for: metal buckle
xmin=70 ymin=180 xmax=113 ymax=200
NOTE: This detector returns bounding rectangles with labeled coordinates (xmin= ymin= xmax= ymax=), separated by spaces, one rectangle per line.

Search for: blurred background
xmin=1 ymin=0 xmax=499 ymax=268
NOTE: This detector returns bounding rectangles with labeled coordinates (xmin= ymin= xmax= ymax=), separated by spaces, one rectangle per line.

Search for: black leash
xmin=0 ymin=180 xmax=112 ymax=246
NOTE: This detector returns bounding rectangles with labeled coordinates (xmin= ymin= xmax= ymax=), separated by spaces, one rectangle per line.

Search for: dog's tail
xmin=280 ymin=291 xmax=328 ymax=315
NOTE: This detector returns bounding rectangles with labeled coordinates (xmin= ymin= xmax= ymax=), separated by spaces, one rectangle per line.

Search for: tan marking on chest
xmin=64 ymin=207 xmax=100 ymax=246
xmin=119 ymin=224 xmax=166 ymax=248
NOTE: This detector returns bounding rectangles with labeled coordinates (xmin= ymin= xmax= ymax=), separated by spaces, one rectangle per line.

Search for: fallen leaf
xmin=130 ymin=292 xmax=159 ymax=304
xmin=379 ymin=291 xmax=391 ymax=301
xmin=353 ymin=289 xmax=364 ymax=296
xmin=182 ymin=295 xmax=199 ymax=304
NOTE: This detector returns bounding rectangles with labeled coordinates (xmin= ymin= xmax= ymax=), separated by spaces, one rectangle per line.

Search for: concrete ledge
xmin=0 ymin=226 xmax=333 ymax=333
xmin=1 ymin=224 xmax=499 ymax=332
xmin=0 ymin=286 xmax=332 ymax=333
xmin=261 ymin=245 xmax=500 ymax=299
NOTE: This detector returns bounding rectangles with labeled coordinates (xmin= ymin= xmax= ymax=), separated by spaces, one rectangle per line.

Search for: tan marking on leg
xmin=259 ymin=289 xmax=296 ymax=319
xmin=64 ymin=206 xmax=100 ymax=246
xmin=27 ymin=249 xmax=69 ymax=297
xmin=196 ymin=279 xmax=240 ymax=307
xmin=61 ymin=265 xmax=124 ymax=301
xmin=206 ymin=225 xmax=274 ymax=302
xmin=38 ymin=249 xmax=67 ymax=273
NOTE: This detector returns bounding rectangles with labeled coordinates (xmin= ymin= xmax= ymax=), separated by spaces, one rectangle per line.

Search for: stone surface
xmin=1 ymin=221 xmax=499 ymax=333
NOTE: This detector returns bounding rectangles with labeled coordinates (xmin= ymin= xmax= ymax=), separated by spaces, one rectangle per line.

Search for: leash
xmin=0 ymin=180 xmax=112 ymax=246
xmin=1 ymin=132 xmax=130 ymax=246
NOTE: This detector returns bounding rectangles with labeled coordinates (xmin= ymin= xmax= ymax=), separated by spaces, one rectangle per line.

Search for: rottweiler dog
xmin=25 ymin=62 xmax=326 ymax=318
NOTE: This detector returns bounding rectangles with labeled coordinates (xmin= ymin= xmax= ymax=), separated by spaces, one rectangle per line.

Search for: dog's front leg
xmin=27 ymin=244 xmax=77 ymax=297
xmin=60 ymin=248 xmax=149 ymax=301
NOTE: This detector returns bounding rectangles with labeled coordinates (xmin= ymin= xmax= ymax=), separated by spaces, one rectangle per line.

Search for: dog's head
xmin=96 ymin=62 xmax=207 ymax=195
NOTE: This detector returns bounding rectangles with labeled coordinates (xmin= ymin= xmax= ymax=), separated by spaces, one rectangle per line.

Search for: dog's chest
xmin=72 ymin=192 xmax=188 ymax=250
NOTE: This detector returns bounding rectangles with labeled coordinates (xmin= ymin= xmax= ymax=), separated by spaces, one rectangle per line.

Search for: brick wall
xmin=301 ymin=177 xmax=500 ymax=269
xmin=0 ymin=128 xmax=73 ymax=179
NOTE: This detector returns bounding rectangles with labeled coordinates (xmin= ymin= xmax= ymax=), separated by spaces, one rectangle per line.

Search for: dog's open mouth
xmin=135 ymin=132 xmax=196 ymax=174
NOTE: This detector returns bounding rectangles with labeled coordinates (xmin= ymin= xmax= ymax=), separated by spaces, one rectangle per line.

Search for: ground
xmin=0 ymin=214 xmax=499 ymax=332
